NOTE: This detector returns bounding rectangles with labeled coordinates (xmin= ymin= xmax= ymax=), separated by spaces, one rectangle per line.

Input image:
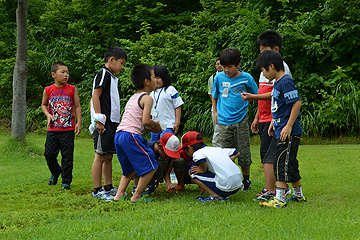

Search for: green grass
xmin=0 ymin=132 xmax=359 ymax=239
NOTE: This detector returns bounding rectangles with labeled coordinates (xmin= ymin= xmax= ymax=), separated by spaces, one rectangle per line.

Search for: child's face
xmin=261 ymin=65 xmax=277 ymax=80
xmin=259 ymin=45 xmax=279 ymax=53
xmin=154 ymin=76 xmax=164 ymax=88
xmin=52 ymin=66 xmax=69 ymax=86
xmin=215 ymin=60 xmax=223 ymax=72
xmin=149 ymin=69 xmax=156 ymax=91
xmin=184 ymin=146 xmax=194 ymax=158
xmin=158 ymin=145 xmax=169 ymax=159
xmin=222 ymin=64 xmax=240 ymax=78
xmin=108 ymin=57 xmax=126 ymax=75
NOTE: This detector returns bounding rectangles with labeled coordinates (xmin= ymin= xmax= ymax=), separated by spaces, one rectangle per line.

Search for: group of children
xmin=41 ymin=30 xmax=306 ymax=208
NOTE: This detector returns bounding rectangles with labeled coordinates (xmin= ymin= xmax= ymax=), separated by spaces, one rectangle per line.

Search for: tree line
xmin=1 ymin=0 xmax=359 ymax=138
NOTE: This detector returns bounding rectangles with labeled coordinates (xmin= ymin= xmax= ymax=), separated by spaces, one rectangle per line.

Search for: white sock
xmin=294 ymin=185 xmax=303 ymax=198
xmin=276 ymin=188 xmax=286 ymax=201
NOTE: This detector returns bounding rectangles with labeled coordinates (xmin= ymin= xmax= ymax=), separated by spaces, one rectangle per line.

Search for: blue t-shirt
xmin=212 ymin=71 xmax=258 ymax=125
xmin=271 ymin=74 xmax=302 ymax=139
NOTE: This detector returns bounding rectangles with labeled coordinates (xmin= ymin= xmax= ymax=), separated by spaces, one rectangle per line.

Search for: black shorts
xmin=93 ymin=121 xmax=118 ymax=154
xmin=259 ymin=122 xmax=273 ymax=163
xmin=265 ymin=135 xmax=302 ymax=182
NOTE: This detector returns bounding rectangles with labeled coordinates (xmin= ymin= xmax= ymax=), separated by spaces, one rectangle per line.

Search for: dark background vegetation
xmin=0 ymin=0 xmax=359 ymax=138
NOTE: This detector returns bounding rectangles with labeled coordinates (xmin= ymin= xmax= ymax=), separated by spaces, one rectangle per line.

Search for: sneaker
xmin=48 ymin=175 xmax=59 ymax=185
xmin=105 ymin=186 xmax=117 ymax=196
xmin=92 ymin=188 xmax=106 ymax=197
xmin=61 ymin=183 xmax=70 ymax=190
xmin=199 ymin=195 xmax=227 ymax=202
xmin=285 ymin=195 xmax=307 ymax=203
xmin=132 ymin=186 xmax=148 ymax=195
xmin=105 ymin=193 xmax=130 ymax=202
xmin=255 ymin=188 xmax=275 ymax=201
xmin=259 ymin=197 xmax=287 ymax=208
xmin=146 ymin=184 xmax=156 ymax=194
xmin=285 ymin=185 xmax=292 ymax=197
xmin=242 ymin=180 xmax=252 ymax=191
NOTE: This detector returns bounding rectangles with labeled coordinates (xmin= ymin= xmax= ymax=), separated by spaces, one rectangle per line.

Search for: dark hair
xmin=215 ymin=57 xmax=220 ymax=64
xmin=257 ymin=30 xmax=283 ymax=52
xmin=153 ymin=65 xmax=171 ymax=91
xmin=220 ymin=48 xmax=241 ymax=66
xmin=104 ymin=46 xmax=127 ymax=63
xmin=131 ymin=64 xmax=153 ymax=89
xmin=51 ymin=62 xmax=67 ymax=73
xmin=256 ymin=50 xmax=284 ymax=72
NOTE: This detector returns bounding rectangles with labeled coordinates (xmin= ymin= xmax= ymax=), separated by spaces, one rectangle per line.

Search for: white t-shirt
xmin=150 ymin=86 xmax=184 ymax=128
xmin=192 ymin=146 xmax=243 ymax=192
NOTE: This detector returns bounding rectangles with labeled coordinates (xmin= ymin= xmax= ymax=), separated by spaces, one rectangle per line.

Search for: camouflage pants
xmin=216 ymin=114 xmax=252 ymax=168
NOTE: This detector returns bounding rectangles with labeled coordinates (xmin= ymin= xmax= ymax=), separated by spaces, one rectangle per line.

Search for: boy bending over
xmin=181 ymin=131 xmax=243 ymax=202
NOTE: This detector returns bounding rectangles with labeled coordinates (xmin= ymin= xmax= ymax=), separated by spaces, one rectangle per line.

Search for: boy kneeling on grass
xmin=181 ymin=131 xmax=243 ymax=202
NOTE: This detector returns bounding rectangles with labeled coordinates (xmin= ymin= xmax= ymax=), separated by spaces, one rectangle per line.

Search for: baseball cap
xmin=181 ymin=131 xmax=203 ymax=147
xmin=159 ymin=133 xmax=180 ymax=159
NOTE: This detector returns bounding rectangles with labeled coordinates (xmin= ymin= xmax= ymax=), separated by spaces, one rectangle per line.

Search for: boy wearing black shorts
xmin=243 ymin=50 xmax=306 ymax=208
xmin=90 ymin=47 xmax=127 ymax=197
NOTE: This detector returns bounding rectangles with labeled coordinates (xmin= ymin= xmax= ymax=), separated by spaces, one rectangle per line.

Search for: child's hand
xmin=75 ymin=122 xmax=82 ymax=136
xmin=190 ymin=166 xmax=204 ymax=175
xmin=96 ymin=122 xmax=105 ymax=134
xmin=167 ymin=182 xmax=175 ymax=191
xmin=47 ymin=115 xmax=54 ymax=128
xmin=251 ymin=118 xmax=259 ymax=134
xmin=173 ymin=123 xmax=180 ymax=134
xmin=268 ymin=121 xmax=274 ymax=137
xmin=241 ymin=92 xmax=253 ymax=101
xmin=152 ymin=121 xmax=162 ymax=133
xmin=280 ymin=125 xmax=292 ymax=141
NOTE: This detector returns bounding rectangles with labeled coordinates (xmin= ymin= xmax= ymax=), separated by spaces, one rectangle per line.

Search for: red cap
xmin=159 ymin=133 xmax=180 ymax=159
xmin=181 ymin=131 xmax=203 ymax=147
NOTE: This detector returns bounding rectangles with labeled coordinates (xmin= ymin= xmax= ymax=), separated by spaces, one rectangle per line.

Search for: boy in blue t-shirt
xmin=242 ymin=50 xmax=306 ymax=208
xmin=211 ymin=48 xmax=258 ymax=190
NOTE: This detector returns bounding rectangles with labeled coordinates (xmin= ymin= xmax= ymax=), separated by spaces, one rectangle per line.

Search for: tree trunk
xmin=11 ymin=0 xmax=29 ymax=141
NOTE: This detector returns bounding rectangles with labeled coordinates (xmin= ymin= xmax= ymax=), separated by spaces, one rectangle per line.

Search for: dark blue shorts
xmin=189 ymin=166 xmax=240 ymax=197
xmin=150 ymin=128 xmax=174 ymax=142
xmin=115 ymin=131 xmax=159 ymax=176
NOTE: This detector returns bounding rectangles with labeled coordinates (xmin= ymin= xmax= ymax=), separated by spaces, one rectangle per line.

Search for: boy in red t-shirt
xmin=41 ymin=62 xmax=82 ymax=190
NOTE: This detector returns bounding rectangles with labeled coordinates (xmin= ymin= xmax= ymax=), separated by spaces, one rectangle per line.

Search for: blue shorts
xmin=189 ymin=166 xmax=240 ymax=197
xmin=115 ymin=131 xmax=159 ymax=176
xmin=150 ymin=128 xmax=174 ymax=142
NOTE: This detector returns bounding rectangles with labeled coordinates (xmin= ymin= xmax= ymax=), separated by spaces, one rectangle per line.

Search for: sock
xmin=276 ymin=188 xmax=287 ymax=201
xmin=243 ymin=175 xmax=249 ymax=182
xmin=104 ymin=184 xmax=113 ymax=191
xmin=293 ymin=185 xmax=303 ymax=198
xmin=93 ymin=187 xmax=102 ymax=194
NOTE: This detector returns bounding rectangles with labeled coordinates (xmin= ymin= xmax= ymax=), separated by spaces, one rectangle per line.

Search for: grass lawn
xmin=0 ymin=132 xmax=359 ymax=239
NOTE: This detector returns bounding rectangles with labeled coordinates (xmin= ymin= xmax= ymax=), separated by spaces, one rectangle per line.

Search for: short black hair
xmin=131 ymin=64 xmax=153 ymax=89
xmin=256 ymin=50 xmax=284 ymax=72
xmin=153 ymin=65 xmax=171 ymax=91
xmin=104 ymin=46 xmax=127 ymax=63
xmin=51 ymin=62 xmax=67 ymax=73
xmin=220 ymin=48 xmax=241 ymax=66
xmin=257 ymin=30 xmax=283 ymax=51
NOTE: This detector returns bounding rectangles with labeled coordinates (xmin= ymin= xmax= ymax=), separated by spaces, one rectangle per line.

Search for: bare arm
xmin=211 ymin=97 xmax=218 ymax=124
xmin=173 ymin=106 xmax=181 ymax=134
xmin=241 ymin=92 xmax=271 ymax=101
xmin=73 ymin=87 xmax=82 ymax=135
xmin=190 ymin=162 xmax=207 ymax=175
xmin=141 ymin=94 xmax=162 ymax=133
xmin=280 ymin=100 xmax=301 ymax=141
xmin=230 ymin=151 xmax=240 ymax=162
xmin=92 ymin=87 xmax=105 ymax=133
xmin=164 ymin=158 xmax=176 ymax=190
xmin=41 ymin=89 xmax=54 ymax=128
xmin=251 ymin=109 xmax=260 ymax=134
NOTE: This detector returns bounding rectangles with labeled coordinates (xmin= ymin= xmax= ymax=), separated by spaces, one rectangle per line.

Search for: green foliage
xmin=1 ymin=0 xmax=360 ymax=137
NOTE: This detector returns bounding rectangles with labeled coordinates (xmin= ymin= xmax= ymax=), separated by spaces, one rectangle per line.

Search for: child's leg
xmin=264 ymin=163 xmax=276 ymax=191
xmin=44 ymin=132 xmax=62 ymax=178
xmin=92 ymin=153 xmax=112 ymax=188
xmin=59 ymin=131 xmax=75 ymax=185
xmin=132 ymin=169 xmax=157 ymax=202
xmin=102 ymin=154 xmax=113 ymax=186
xmin=113 ymin=171 xmax=137 ymax=200
xmin=191 ymin=177 xmax=219 ymax=197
